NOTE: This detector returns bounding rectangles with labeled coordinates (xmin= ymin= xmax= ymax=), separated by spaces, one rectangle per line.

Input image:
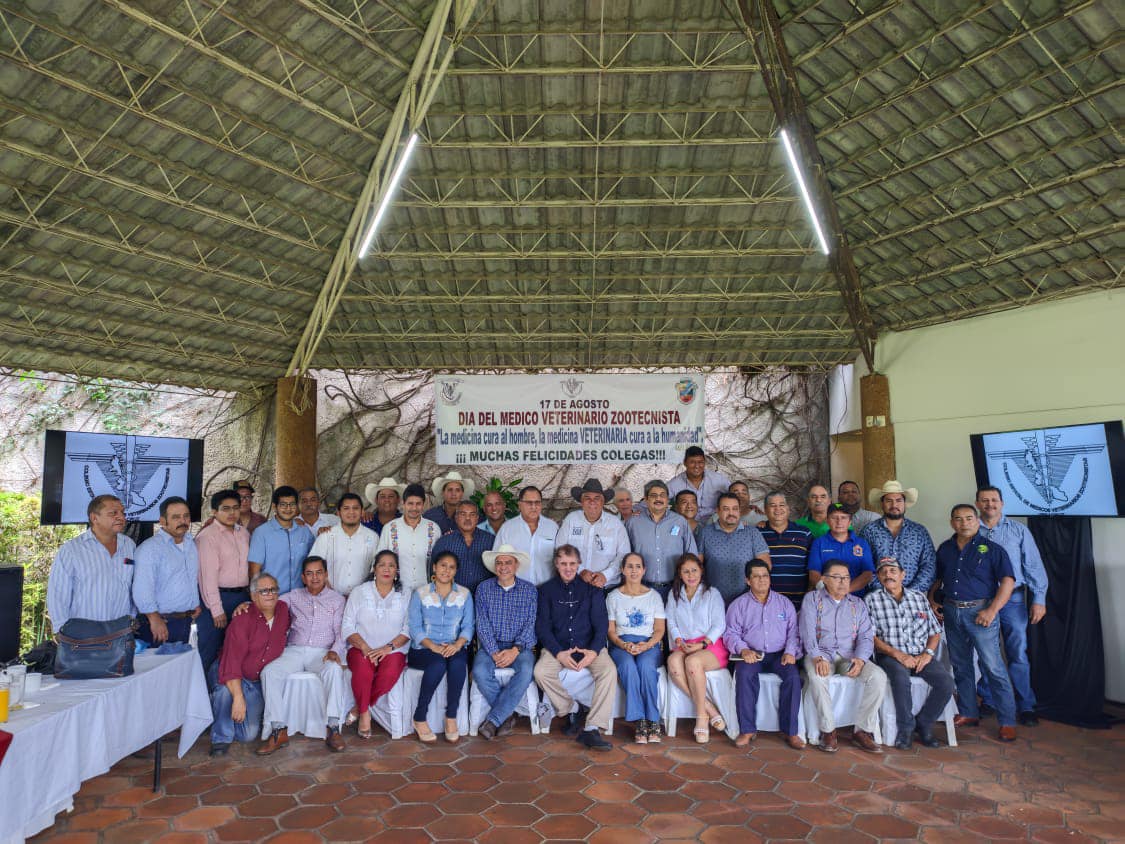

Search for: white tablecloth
xmin=0 ymin=650 xmax=213 ymax=844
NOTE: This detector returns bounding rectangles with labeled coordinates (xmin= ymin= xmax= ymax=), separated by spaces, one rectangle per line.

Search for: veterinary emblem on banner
xmin=675 ymin=378 xmax=698 ymax=405
xmin=438 ymin=378 xmax=463 ymax=406
xmin=560 ymin=377 xmax=584 ymax=398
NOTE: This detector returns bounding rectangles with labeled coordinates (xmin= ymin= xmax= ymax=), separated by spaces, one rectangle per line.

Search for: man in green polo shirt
xmin=795 ymin=485 xmax=831 ymax=538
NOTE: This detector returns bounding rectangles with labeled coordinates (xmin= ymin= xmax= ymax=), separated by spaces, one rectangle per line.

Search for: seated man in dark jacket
xmin=533 ymin=544 xmax=617 ymax=751
xmin=208 ymin=573 xmax=290 ymax=757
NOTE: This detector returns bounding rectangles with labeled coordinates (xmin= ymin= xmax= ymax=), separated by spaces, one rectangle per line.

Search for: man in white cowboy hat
xmin=860 ymin=480 xmax=937 ymax=593
xmin=472 ymin=544 xmax=539 ymax=740
xmin=556 ymin=479 xmax=630 ymax=589
xmin=362 ymin=477 xmax=404 ymax=536
xmin=426 ymin=471 xmax=476 ymax=535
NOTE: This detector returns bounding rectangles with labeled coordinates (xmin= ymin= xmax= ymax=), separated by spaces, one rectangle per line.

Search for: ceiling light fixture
xmin=358 ymin=132 xmax=420 ymax=259
xmin=779 ymin=128 xmax=830 ymax=256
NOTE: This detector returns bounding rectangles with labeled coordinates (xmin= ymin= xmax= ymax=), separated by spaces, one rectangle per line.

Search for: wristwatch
xmin=923 ymin=648 xmax=936 ymax=656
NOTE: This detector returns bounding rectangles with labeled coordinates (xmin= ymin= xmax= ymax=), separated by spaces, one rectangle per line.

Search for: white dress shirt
xmin=296 ymin=512 xmax=340 ymax=534
xmin=664 ymin=584 xmax=726 ymax=644
xmin=376 ymin=517 xmax=440 ymax=592
xmin=311 ymin=524 xmax=379 ymax=596
xmin=341 ymin=581 xmax=410 ymax=653
xmin=555 ymin=510 xmax=630 ymax=586
xmin=495 ymin=515 xmax=559 ymax=585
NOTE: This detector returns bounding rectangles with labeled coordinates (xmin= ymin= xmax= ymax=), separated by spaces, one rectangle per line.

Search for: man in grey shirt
xmin=626 ymin=480 xmax=697 ymax=600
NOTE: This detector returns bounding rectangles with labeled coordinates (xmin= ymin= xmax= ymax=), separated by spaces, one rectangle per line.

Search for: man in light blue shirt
xmin=133 ymin=496 xmax=200 ymax=644
xmin=47 ymin=494 xmax=136 ymax=631
xmin=249 ymin=485 xmax=315 ymax=597
xmin=626 ymin=480 xmax=698 ymax=599
xmin=975 ymin=486 xmax=1049 ymax=726
xmin=666 ymin=446 xmax=732 ymax=522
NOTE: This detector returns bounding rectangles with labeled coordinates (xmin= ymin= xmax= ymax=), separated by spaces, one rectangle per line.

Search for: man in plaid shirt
xmin=865 ymin=556 xmax=954 ymax=750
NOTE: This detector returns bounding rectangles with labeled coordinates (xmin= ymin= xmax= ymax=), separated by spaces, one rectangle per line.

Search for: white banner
xmin=434 ymin=374 xmax=706 ymax=465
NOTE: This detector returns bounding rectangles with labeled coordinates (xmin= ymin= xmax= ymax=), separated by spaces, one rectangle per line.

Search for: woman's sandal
xmin=444 ymin=718 xmax=460 ymax=743
xmin=414 ymin=720 xmax=437 ymax=743
xmin=357 ymin=725 xmax=373 ymax=740
xmin=710 ymin=715 xmax=727 ymax=733
xmin=344 ymin=709 xmax=359 ymax=728
xmin=694 ymin=720 xmax=711 ymax=744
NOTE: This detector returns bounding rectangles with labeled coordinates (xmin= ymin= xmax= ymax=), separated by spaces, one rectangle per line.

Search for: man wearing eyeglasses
xmin=799 ymin=559 xmax=887 ymax=754
xmin=208 ymin=573 xmax=290 ymax=757
xmin=196 ymin=489 xmax=252 ymax=680
xmin=249 ymin=485 xmax=316 ymax=598
xmin=495 ymin=485 xmax=559 ymax=585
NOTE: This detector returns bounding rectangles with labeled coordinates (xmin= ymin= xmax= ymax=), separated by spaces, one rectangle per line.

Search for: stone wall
xmin=0 ymin=368 xmax=830 ymax=520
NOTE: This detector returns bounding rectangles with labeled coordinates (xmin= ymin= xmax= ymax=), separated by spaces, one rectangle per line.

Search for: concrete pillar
xmin=275 ymin=376 xmax=317 ymax=490
xmin=860 ymin=373 xmax=895 ymax=496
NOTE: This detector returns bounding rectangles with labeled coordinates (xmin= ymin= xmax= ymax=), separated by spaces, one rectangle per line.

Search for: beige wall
xmin=866 ymin=289 xmax=1125 ymax=700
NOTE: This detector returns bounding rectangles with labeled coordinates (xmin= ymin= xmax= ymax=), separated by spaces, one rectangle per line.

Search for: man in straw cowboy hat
xmin=473 ymin=544 xmax=538 ymax=740
xmin=426 ymin=471 xmax=476 ymax=535
xmin=860 ymin=480 xmax=937 ymax=593
xmin=556 ymin=479 xmax=630 ymax=590
xmin=362 ymin=477 xmax=405 ymax=536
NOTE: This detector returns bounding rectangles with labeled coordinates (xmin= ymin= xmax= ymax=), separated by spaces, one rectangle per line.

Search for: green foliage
xmin=469 ymin=476 xmax=523 ymax=519
xmin=82 ymin=378 xmax=156 ymax=434
xmin=0 ymin=492 xmax=81 ymax=653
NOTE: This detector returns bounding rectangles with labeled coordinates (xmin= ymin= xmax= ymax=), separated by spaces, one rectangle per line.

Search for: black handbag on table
xmin=54 ymin=616 xmax=136 ymax=679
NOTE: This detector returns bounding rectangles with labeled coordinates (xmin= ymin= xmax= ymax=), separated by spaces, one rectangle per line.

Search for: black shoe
xmin=497 ymin=714 xmax=516 ymax=736
xmin=894 ymin=732 xmax=913 ymax=750
xmin=209 ymin=742 xmax=230 ymax=757
xmin=1018 ymin=711 xmax=1040 ymax=727
xmin=577 ymin=728 xmax=612 ymax=751
xmin=478 ymin=719 xmax=497 ymax=741
xmin=563 ymin=705 xmax=588 ymax=737
xmin=914 ymin=728 xmax=940 ymax=748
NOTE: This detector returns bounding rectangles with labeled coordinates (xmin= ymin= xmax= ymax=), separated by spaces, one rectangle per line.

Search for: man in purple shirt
xmin=723 ymin=561 xmax=804 ymax=751
xmin=798 ymin=560 xmax=887 ymax=753
xmin=255 ymin=556 xmax=349 ymax=755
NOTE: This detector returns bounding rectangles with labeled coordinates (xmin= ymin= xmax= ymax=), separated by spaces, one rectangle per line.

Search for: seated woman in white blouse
xmin=607 ymin=553 xmax=667 ymax=744
xmin=664 ymin=553 xmax=730 ymax=743
xmin=342 ymin=550 xmax=410 ymax=739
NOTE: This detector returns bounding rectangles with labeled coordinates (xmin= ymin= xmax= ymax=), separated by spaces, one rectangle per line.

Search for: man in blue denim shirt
xmin=249 ymin=486 xmax=315 ymax=597
xmin=975 ymin=486 xmax=1048 ymax=726
xmin=931 ymin=503 xmax=1019 ymax=742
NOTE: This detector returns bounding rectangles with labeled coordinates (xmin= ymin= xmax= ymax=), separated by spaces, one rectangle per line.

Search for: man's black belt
xmin=946 ymin=598 xmax=987 ymax=609
xmin=218 ymin=586 xmax=247 ymax=594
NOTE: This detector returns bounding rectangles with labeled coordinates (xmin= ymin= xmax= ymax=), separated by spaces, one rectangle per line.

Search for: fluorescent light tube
xmin=779 ymin=128 xmax=830 ymax=256
xmin=358 ymin=132 xmax=420 ymax=259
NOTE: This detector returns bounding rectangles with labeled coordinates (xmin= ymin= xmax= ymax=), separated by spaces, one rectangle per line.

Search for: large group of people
xmin=45 ymin=445 xmax=1048 ymax=759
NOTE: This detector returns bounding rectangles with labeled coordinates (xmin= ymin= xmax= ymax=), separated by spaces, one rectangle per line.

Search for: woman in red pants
xmin=342 ymin=550 xmax=410 ymax=738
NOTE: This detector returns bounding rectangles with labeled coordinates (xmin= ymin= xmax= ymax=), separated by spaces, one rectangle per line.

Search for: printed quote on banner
xmin=435 ymin=374 xmax=706 ymax=465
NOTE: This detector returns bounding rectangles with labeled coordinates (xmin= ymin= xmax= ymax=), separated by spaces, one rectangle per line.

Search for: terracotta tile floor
xmin=30 ymin=717 xmax=1123 ymax=842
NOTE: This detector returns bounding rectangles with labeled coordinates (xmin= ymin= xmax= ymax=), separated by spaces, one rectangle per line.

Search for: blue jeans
xmin=472 ymin=648 xmax=535 ymax=727
xmin=207 ymin=661 xmax=264 ymax=745
xmin=197 ymin=589 xmax=249 ymax=686
xmin=408 ymin=647 xmax=468 ymax=721
xmin=609 ymin=635 xmax=662 ymax=722
xmin=976 ymin=592 xmax=1036 ymax=713
xmin=944 ymin=602 xmax=1017 ymax=727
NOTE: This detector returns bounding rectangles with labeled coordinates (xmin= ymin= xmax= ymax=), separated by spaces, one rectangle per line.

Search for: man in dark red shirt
xmin=208 ymin=573 xmax=290 ymax=757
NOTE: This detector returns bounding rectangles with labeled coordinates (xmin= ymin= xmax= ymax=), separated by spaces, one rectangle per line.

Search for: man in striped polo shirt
xmin=757 ymin=491 xmax=813 ymax=608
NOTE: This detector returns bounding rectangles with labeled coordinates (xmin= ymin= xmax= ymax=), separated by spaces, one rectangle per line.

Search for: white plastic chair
xmin=468 ymin=666 xmax=541 ymax=735
xmin=275 ymin=672 xmax=334 ymax=740
xmin=878 ymin=676 xmax=958 ymax=747
xmin=662 ymin=667 xmax=739 ymax=740
xmin=370 ymin=667 xmax=470 ymax=739
xmin=738 ymin=671 xmax=807 ymax=740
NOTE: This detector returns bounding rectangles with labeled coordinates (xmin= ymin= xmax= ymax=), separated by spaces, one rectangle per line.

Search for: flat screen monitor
xmin=40 ymin=430 xmax=204 ymax=525
xmin=969 ymin=421 xmax=1125 ymax=517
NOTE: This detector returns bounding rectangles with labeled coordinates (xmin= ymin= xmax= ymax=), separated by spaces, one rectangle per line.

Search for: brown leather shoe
xmin=734 ymin=732 xmax=756 ymax=748
xmin=256 ymin=727 xmax=289 ymax=756
xmin=852 ymin=729 xmax=882 ymax=753
xmin=325 ymin=727 xmax=345 ymax=753
xmin=785 ymin=734 xmax=806 ymax=750
xmin=998 ymin=725 xmax=1017 ymax=742
xmin=818 ymin=730 xmax=838 ymax=753
xmin=953 ymin=715 xmax=980 ymax=727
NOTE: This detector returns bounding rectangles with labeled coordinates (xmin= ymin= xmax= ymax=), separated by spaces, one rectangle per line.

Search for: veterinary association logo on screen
xmin=66 ymin=435 xmax=188 ymax=520
xmin=986 ymin=429 xmax=1106 ymax=514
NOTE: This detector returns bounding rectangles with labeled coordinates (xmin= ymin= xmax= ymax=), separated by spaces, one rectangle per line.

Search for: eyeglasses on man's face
xmin=256 ymin=587 xmax=280 ymax=596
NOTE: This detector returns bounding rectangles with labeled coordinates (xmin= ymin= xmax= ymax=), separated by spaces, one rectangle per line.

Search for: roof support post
xmin=284 ymin=0 xmax=481 ymax=401
xmin=732 ymin=0 xmax=877 ymax=370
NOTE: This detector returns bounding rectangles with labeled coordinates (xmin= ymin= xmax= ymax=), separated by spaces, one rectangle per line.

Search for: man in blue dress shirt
xmin=975 ymin=486 xmax=1048 ymax=727
xmin=249 ymin=485 xmax=315 ymax=597
xmin=133 ymin=496 xmax=200 ymax=644
xmin=931 ymin=503 xmax=1019 ymax=742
